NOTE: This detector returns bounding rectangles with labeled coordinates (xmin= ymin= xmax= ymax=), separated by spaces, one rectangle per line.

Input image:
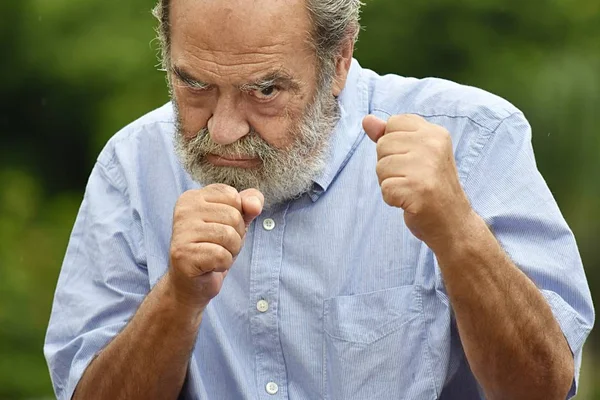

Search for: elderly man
xmin=44 ymin=0 xmax=594 ymax=399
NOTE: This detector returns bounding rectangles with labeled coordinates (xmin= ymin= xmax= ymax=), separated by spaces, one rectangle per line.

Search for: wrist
xmin=160 ymin=272 xmax=206 ymax=327
xmin=427 ymin=209 xmax=488 ymax=262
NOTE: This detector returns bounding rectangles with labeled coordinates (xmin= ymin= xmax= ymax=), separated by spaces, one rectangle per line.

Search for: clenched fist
xmin=167 ymin=184 xmax=264 ymax=309
xmin=363 ymin=114 xmax=474 ymax=249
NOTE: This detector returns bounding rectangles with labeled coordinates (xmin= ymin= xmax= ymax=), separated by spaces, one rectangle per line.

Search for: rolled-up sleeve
xmin=462 ymin=112 xmax=595 ymax=398
xmin=44 ymin=154 xmax=150 ymax=400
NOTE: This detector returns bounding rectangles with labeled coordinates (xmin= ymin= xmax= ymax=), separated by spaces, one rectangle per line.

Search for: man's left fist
xmin=363 ymin=114 xmax=474 ymax=247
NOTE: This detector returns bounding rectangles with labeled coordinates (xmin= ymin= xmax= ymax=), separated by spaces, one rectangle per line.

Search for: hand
xmin=167 ymin=184 xmax=264 ymax=309
xmin=363 ymin=114 xmax=473 ymax=249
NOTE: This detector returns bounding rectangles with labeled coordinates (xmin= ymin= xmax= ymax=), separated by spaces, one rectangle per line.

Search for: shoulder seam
xmin=461 ymin=111 xmax=522 ymax=184
xmin=372 ymin=108 xmax=508 ymax=132
xmin=97 ymin=119 xmax=173 ymax=168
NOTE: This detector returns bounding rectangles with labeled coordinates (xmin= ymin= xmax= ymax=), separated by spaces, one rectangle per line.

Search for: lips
xmin=205 ymin=154 xmax=261 ymax=167
xmin=212 ymin=154 xmax=254 ymax=161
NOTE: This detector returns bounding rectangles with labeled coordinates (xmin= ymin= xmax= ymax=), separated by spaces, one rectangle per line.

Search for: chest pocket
xmin=323 ymin=285 xmax=439 ymax=400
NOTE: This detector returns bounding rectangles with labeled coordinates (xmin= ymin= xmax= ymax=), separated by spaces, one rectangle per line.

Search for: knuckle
xmin=170 ymin=244 xmax=187 ymax=265
xmin=376 ymin=134 xmax=391 ymax=155
xmin=174 ymin=190 xmax=205 ymax=218
xmin=387 ymin=114 xmax=423 ymax=133
xmin=226 ymin=227 xmax=243 ymax=254
xmin=179 ymin=189 xmax=200 ymax=203
xmin=172 ymin=206 xmax=184 ymax=222
xmin=380 ymin=180 xmax=396 ymax=205
xmin=177 ymin=190 xmax=192 ymax=202
xmin=434 ymin=127 xmax=452 ymax=144
xmin=222 ymin=224 xmax=238 ymax=243
xmin=375 ymin=160 xmax=386 ymax=179
xmin=376 ymin=137 xmax=385 ymax=154
xmin=209 ymin=184 xmax=239 ymax=201
xmin=426 ymin=135 xmax=446 ymax=156
xmin=382 ymin=192 xmax=395 ymax=207
xmin=386 ymin=115 xmax=404 ymax=130
xmin=229 ymin=208 xmax=244 ymax=228
xmin=174 ymin=192 xmax=192 ymax=211
xmin=406 ymin=113 xmax=425 ymax=123
xmin=388 ymin=115 xmax=406 ymax=125
xmin=226 ymin=222 xmax=239 ymax=237
xmin=213 ymin=245 xmax=232 ymax=267
xmin=381 ymin=178 xmax=393 ymax=192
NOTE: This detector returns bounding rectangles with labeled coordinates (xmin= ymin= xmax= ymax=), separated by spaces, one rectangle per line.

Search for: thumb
xmin=362 ymin=115 xmax=387 ymax=143
xmin=239 ymin=188 xmax=265 ymax=227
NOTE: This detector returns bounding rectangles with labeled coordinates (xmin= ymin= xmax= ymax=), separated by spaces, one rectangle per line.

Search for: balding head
xmin=153 ymin=0 xmax=362 ymax=78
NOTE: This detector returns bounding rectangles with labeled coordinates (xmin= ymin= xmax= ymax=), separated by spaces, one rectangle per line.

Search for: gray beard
xmin=173 ymin=86 xmax=341 ymax=208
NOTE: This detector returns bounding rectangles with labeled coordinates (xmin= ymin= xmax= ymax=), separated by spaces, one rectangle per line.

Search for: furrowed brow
xmin=171 ymin=65 xmax=210 ymax=89
xmin=239 ymin=72 xmax=301 ymax=92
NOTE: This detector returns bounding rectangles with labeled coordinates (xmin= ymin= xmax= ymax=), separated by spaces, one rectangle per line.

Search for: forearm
xmin=432 ymin=211 xmax=573 ymax=400
xmin=73 ymin=273 xmax=203 ymax=400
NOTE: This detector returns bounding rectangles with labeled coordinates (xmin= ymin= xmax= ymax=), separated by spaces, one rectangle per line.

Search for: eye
xmin=252 ymin=85 xmax=280 ymax=101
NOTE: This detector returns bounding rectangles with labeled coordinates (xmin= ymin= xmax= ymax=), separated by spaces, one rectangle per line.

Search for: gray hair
xmin=152 ymin=0 xmax=362 ymax=76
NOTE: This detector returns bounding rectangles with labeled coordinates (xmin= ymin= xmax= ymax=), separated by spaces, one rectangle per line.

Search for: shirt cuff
xmin=541 ymin=290 xmax=593 ymax=399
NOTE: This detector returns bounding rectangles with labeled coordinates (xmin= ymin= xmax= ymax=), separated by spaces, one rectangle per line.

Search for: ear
xmin=331 ymin=37 xmax=355 ymax=96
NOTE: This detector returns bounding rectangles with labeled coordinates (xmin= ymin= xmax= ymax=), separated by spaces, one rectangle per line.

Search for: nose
xmin=207 ymin=94 xmax=250 ymax=145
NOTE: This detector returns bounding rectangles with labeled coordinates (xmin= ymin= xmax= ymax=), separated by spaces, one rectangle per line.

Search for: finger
xmin=376 ymin=132 xmax=412 ymax=160
xmin=201 ymin=184 xmax=243 ymax=212
xmin=172 ymin=242 xmax=233 ymax=275
xmin=376 ymin=131 xmax=428 ymax=158
xmin=174 ymin=200 xmax=246 ymax=240
xmin=239 ymin=188 xmax=264 ymax=227
xmin=375 ymin=154 xmax=410 ymax=185
xmin=380 ymin=177 xmax=412 ymax=209
xmin=179 ymin=222 xmax=242 ymax=258
xmin=385 ymin=114 xmax=423 ymax=135
xmin=193 ymin=242 xmax=233 ymax=274
xmin=193 ymin=203 xmax=246 ymax=238
xmin=362 ymin=115 xmax=387 ymax=143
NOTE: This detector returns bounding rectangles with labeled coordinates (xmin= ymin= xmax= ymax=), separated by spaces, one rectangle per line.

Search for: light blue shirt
xmin=45 ymin=59 xmax=594 ymax=399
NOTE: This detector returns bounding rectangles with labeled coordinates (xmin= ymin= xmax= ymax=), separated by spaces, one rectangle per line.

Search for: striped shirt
xmin=45 ymin=59 xmax=594 ymax=399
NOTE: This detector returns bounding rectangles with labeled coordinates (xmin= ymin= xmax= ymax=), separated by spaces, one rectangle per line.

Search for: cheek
xmin=173 ymin=89 xmax=212 ymax=138
xmin=247 ymin=103 xmax=303 ymax=149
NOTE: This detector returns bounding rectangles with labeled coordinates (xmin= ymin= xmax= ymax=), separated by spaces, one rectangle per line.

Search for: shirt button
xmin=265 ymin=382 xmax=279 ymax=395
xmin=256 ymin=299 xmax=269 ymax=313
xmin=263 ymin=218 xmax=276 ymax=231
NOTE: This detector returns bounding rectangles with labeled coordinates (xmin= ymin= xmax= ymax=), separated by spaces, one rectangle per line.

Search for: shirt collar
xmin=309 ymin=58 xmax=369 ymax=202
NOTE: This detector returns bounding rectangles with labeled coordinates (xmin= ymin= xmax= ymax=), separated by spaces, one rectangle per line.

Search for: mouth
xmin=205 ymin=154 xmax=261 ymax=168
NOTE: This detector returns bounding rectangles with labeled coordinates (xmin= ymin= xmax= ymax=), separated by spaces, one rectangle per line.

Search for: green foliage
xmin=0 ymin=0 xmax=598 ymax=397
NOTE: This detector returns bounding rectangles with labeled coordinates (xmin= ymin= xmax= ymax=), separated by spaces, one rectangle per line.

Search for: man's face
xmin=169 ymin=0 xmax=343 ymax=207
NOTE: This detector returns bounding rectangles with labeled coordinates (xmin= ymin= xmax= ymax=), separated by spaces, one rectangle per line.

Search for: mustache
xmin=184 ymin=127 xmax=279 ymax=162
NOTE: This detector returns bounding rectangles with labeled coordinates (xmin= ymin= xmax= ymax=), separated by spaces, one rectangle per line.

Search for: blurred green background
xmin=0 ymin=0 xmax=598 ymax=398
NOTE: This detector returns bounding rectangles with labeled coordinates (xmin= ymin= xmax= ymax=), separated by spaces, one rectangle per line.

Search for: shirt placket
xmin=249 ymin=204 xmax=290 ymax=399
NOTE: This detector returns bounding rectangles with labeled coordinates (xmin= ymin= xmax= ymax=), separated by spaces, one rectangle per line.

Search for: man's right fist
xmin=167 ymin=184 xmax=264 ymax=309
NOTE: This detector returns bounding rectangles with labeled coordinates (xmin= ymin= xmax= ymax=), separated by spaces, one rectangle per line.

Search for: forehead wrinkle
xmin=177 ymin=48 xmax=292 ymax=86
xmin=181 ymin=32 xmax=289 ymax=62
xmin=182 ymin=29 xmax=288 ymax=52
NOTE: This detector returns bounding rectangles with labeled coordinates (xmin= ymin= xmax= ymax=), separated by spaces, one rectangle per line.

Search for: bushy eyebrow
xmin=170 ymin=65 xmax=301 ymax=92
xmin=239 ymin=72 xmax=301 ymax=93
xmin=171 ymin=65 xmax=210 ymax=89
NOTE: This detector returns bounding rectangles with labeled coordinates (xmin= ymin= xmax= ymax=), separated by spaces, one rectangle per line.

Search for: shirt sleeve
xmin=44 ymin=155 xmax=150 ymax=400
xmin=461 ymin=112 xmax=595 ymax=398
